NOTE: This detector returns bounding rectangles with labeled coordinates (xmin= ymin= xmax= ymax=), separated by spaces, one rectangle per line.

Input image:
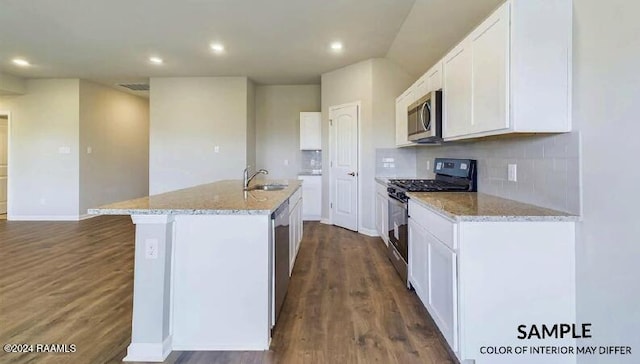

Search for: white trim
xmin=9 ymin=215 xmax=82 ymax=221
xmin=302 ymin=214 xmax=321 ymax=221
xmin=328 ymin=101 xmax=361 ymax=231
xmin=320 ymin=218 xmax=331 ymax=225
xmin=358 ymin=227 xmax=379 ymax=237
xmin=79 ymin=213 xmax=99 ymax=220
xmin=171 ymin=342 xmax=268 ymax=351
xmin=131 ymin=214 xmax=175 ymax=225
xmin=0 ymin=110 xmax=10 ymax=219
xmin=123 ymin=335 xmax=172 ymax=362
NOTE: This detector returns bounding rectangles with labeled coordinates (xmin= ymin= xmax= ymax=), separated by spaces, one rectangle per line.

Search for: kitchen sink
xmin=247 ymin=184 xmax=287 ymax=191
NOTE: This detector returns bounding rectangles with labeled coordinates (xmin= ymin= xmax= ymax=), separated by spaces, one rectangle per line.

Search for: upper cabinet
xmin=300 ymin=112 xmax=322 ymax=150
xmin=443 ymin=0 xmax=572 ymax=140
xmin=396 ymin=0 xmax=572 ymax=144
xmin=395 ymin=88 xmax=415 ymax=147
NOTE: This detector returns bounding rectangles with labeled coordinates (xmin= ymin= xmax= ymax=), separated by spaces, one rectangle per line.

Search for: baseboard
xmin=123 ymin=336 xmax=172 ymax=362
xmin=320 ymin=218 xmax=331 ymax=225
xmin=302 ymin=215 xmax=321 ymax=221
xmin=79 ymin=214 xmax=99 ymax=221
xmin=358 ymin=227 xmax=379 ymax=237
xmin=9 ymin=215 xmax=81 ymax=221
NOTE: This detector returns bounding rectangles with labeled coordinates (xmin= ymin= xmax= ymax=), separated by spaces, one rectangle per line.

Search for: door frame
xmin=0 ymin=110 xmax=10 ymax=218
xmin=328 ymin=101 xmax=361 ymax=231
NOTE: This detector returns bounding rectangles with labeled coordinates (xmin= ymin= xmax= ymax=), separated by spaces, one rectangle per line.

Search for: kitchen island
xmin=89 ymin=180 xmax=302 ymax=362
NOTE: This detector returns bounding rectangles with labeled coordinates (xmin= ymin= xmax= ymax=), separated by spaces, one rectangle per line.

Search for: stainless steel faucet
xmin=243 ymin=166 xmax=269 ymax=190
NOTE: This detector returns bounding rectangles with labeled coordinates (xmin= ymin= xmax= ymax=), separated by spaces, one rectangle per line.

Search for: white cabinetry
xmin=395 ymin=88 xmax=415 ymax=147
xmin=298 ymin=175 xmax=321 ymax=220
xmin=299 ymin=112 xmax=322 ymax=150
xmin=407 ymin=199 xmax=576 ymax=364
xmin=442 ymin=0 xmax=572 ymax=140
xmin=289 ymin=188 xmax=303 ymax=274
xmin=426 ymin=61 xmax=443 ymax=93
xmin=374 ymin=181 xmax=389 ymax=245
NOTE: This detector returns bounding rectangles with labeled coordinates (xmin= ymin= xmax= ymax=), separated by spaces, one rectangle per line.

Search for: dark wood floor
xmin=0 ymin=217 xmax=452 ymax=364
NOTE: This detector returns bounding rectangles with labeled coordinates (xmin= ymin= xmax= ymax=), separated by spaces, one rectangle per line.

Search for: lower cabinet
xmin=408 ymin=199 xmax=576 ymax=364
xmin=289 ymin=190 xmax=303 ymax=275
xmin=298 ymin=175 xmax=321 ymax=220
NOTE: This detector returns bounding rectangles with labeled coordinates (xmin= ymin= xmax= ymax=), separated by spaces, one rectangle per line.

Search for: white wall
xmin=0 ymin=72 xmax=26 ymax=95
xmin=321 ymin=58 xmax=412 ymax=232
xmin=255 ymin=85 xmax=321 ymax=178
xmin=574 ymin=1 xmax=640 ymax=362
xmin=79 ymin=80 xmax=149 ymax=215
xmin=0 ymin=79 xmax=80 ymax=219
xmin=149 ymin=77 xmax=251 ymax=194
xmin=246 ymin=79 xmax=256 ymax=171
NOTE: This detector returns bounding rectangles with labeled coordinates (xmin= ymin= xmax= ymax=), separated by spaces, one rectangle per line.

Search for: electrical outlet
xmin=508 ymin=164 xmax=518 ymax=182
xmin=87 ymin=146 xmax=92 ymax=154
xmin=145 ymin=239 xmax=159 ymax=260
xmin=284 ymin=159 xmax=289 ymax=166
xmin=214 ymin=146 xmax=220 ymax=153
xmin=426 ymin=161 xmax=431 ymax=171
xmin=58 ymin=146 xmax=71 ymax=154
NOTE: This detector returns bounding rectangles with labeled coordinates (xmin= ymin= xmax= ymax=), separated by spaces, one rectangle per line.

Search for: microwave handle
xmin=421 ymin=101 xmax=431 ymax=130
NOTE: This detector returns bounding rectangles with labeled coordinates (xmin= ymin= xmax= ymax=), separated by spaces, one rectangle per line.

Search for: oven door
xmin=387 ymin=196 xmax=408 ymax=262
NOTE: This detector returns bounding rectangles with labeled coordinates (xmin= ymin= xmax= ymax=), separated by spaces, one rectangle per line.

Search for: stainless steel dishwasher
xmin=272 ymin=200 xmax=290 ymax=326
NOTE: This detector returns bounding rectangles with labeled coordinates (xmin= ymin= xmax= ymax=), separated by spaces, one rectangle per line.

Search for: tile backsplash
xmin=415 ymin=132 xmax=581 ymax=214
xmin=300 ymin=150 xmax=322 ymax=171
xmin=375 ymin=148 xmax=417 ymax=177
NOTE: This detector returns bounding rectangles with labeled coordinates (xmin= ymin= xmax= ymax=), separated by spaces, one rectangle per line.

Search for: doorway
xmin=328 ymin=102 xmax=359 ymax=232
xmin=0 ymin=112 xmax=8 ymax=219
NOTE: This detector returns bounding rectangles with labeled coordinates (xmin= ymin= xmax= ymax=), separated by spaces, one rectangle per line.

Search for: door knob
xmin=348 ymin=172 xmax=356 ymax=176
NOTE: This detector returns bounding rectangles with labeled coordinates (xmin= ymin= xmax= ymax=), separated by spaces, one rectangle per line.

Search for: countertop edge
xmin=88 ymin=183 xmax=302 ymax=216
xmin=406 ymin=192 xmax=580 ymax=223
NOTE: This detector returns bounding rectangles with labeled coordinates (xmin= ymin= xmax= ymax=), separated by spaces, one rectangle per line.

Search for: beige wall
xmin=149 ymin=77 xmax=251 ymax=194
xmin=321 ymin=58 xmax=412 ymax=232
xmin=0 ymin=79 xmax=80 ymax=219
xmin=574 ymin=1 xmax=640 ymax=362
xmin=255 ymin=85 xmax=321 ymax=179
xmin=246 ymin=79 xmax=257 ymax=171
xmin=0 ymin=72 xmax=26 ymax=95
xmin=79 ymin=80 xmax=149 ymax=215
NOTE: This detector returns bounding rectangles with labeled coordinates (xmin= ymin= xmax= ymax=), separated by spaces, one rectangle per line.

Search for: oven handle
xmin=387 ymin=195 xmax=407 ymax=209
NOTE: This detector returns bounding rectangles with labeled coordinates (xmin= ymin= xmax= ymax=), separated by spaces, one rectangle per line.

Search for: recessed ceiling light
xmin=330 ymin=42 xmax=343 ymax=51
xmin=211 ymin=43 xmax=225 ymax=53
xmin=149 ymin=57 xmax=164 ymax=65
xmin=12 ymin=58 xmax=30 ymax=67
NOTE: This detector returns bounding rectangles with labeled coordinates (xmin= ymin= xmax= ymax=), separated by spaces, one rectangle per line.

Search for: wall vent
xmin=118 ymin=83 xmax=150 ymax=91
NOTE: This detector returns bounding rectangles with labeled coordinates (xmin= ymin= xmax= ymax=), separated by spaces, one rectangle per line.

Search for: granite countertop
xmin=89 ymin=179 xmax=302 ymax=216
xmin=406 ymin=192 xmax=579 ymax=222
xmin=375 ymin=176 xmax=419 ymax=185
xmin=298 ymin=170 xmax=322 ymax=176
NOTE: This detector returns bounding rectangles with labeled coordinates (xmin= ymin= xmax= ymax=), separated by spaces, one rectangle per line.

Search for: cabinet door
xmin=297 ymin=199 xmax=303 ymax=252
xmin=408 ymin=218 xmax=429 ymax=306
xmin=414 ymin=76 xmax=428 ymax=99
xmin=443 ymin=40 xmax=472 ymax=139
xmin=395 ymin=88 xmax=415 ymax=147
xmin=428 ymin=235 xmax=458 ymax=351
xmin=375 ymin=193 xmax=384 ymax=237
xmin=426 ymin=62 xmax=443 ymax=92
xmin=299 ymin=176 xmax=321 ymax=220
xmin=300 ymin=112 xmax=322 ymax=150
xmin=470 ymin=1 xmax=510 ymax=134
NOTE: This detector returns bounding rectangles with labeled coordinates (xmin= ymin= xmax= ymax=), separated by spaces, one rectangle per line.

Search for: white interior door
xmin=330 ymin=104 xmax=358 ymax=231
xmin=0 ymin=116 xmax=8 ymax=214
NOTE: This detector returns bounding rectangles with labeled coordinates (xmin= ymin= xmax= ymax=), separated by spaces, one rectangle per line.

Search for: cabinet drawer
xmin=408 ymin=200 xmax=456 ymax=249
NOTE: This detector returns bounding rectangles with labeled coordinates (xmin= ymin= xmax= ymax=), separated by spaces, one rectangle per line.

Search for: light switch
xmin=284 ymin=159 xmax=289 ymax=166
xmin=87 ymin=146 xmax=92 ymax=154
xmin=508 ymin=164 xmax=518 ymax=182
xmin=214 ymin=146 xmax=220 ymax=153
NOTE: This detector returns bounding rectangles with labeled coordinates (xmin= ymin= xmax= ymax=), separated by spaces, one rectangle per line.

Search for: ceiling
xmin=0 ymin=0 xmax=502 ymax=87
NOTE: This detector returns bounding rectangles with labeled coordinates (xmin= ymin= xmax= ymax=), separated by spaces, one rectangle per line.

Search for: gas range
xmin=387 ymin=158 xmax=477 ymax=203
xmin=385 ymin=158 xmax=476 ymax=285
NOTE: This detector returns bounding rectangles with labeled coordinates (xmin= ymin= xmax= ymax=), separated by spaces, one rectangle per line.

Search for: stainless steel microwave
xmin=407 ymin=90 xmax=442 ymax=143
